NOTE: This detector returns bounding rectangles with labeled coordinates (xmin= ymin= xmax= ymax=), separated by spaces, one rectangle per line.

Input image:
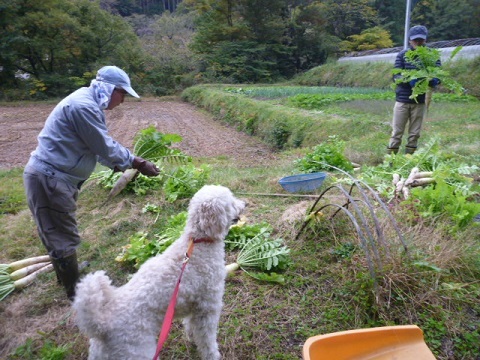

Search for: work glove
xmin=409 ymin=79 xmax=419 ymax=88
xmin=429 ymin=78 xmax=440 ymax=87
xmin=132 ymin=156 xmax=160 ymax=177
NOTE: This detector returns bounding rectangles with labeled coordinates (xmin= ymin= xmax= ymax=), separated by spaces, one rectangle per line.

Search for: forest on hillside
xmin=1 ymin=0 xmax=479 ymax=99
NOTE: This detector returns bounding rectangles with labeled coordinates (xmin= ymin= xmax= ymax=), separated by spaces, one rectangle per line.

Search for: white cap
xmin=96 ymin=66 xmax=140 ymax=98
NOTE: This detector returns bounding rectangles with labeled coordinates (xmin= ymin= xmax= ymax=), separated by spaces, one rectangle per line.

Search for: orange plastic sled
xmin=303 ymin=325 xmax=436 ymax=360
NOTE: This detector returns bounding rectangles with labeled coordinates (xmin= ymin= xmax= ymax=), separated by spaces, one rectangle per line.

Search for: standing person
xmin=387 ymin=25 xmax=441 ymax=155
xmin=23 ymin=66 xmax=160 ymax=300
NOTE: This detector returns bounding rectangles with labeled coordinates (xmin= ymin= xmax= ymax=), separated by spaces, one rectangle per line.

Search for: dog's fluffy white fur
xmin=73 ymin=185 xmax=245 ymax=360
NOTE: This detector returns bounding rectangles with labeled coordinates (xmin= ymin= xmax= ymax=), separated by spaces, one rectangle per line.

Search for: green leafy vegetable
xmin=287 ymin=92 xmax=393 ymax=109
xmin=91 ymin=127 xmax=192 ymax=197
xmin=407 ymin=179 xmax=480 ymax=231
xmin=392 ymin=46 xmax=464 ymax=102
xmin=93 ymin=169 xmax=164 ymax=195
xmin=295 ymin=135 xmax=354 ymax=173
xmin=225 ymin=222 xmax=273 ymax=251
xmin=235 ymin=235 xmax=290 ymax=271
xmin=358 ymin=138 xmax=479 ymax=198
xmin=163 ymin=164 xmax=211 ymax=202
xmin=226 ymin=228 xmax=291 ymax=284
xmin=350 ymin=138 xmax=480 ymax=229
xmin=133 ymin=126 xmax=185 ymax=163
xmin=115 ymin=212 xmax=188 ymax=268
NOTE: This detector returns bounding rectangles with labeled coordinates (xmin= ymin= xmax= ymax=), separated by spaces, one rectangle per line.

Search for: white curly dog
xmin=73 ymin=185 xmax=245 ymax=360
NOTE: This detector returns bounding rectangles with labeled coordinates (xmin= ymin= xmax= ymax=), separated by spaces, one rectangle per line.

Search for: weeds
xmin=0 ymin=168 xmax=26 ymax=215
xmin=295 ymin=135 xmax=354 ymax=173
xmin=10 ymin=337 xmax=71 ymax=360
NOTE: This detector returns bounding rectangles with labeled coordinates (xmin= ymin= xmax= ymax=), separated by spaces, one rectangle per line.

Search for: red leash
xmin=152 ymin=237 xmax=212 ymax=360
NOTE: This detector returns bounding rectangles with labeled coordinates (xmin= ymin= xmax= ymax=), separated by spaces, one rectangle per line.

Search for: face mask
xmin=90 ymin=79 xmax=115 ymax=110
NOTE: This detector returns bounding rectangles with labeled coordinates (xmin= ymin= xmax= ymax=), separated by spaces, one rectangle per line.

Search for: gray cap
xmin=408 ymin=25 xmax=428 ymax=40
xmin=96 ymin=66 xmax=140 ymax=98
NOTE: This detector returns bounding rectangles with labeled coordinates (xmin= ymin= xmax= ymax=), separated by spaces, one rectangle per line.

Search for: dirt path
xmin=0 ymin=98 xmax=276 ymax=170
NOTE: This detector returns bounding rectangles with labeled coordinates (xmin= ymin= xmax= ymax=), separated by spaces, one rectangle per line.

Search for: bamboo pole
xmin=236 ymin=192 xmax=319 ymax=198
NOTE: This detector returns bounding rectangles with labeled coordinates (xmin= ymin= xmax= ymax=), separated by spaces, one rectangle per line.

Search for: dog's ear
xmin=197 ymin=198 xmax=229 ymax=238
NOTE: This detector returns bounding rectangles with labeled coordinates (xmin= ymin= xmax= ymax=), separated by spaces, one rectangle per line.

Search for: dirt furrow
xmin=0 ymin=99 xmax=276 ymax=170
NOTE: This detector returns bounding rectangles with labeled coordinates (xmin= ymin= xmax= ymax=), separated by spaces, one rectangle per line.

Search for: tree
xmin=372 ymin=0 xmax=479 ymax=45
xmin=339 ymin=26 xmax=393 ymax=52
xmin=137 ymin=11 xmax=198 ymax=93
xmin=0 ymin=0 xmax=144 ymax=97
xmin=288 ymin=2 xmax=339 ymax=70
xmin=320 ymin=0 xmax=380 ymax=40
xmin=188 ymin=0 xmax=295 ymax=82
xmin=373 ymin=0 xmax=407 ymax=46
xmin=412 ymin=0 xmax=480 ymax=41
xmin=0 ymin=0 xmax=22 ymax=87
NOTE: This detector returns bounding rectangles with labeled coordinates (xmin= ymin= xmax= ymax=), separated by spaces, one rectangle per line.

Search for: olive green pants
xmin=388 ymin=102 xmax=426 ymax=151
xmin=23 ymin=166 xmax=80 ymax=259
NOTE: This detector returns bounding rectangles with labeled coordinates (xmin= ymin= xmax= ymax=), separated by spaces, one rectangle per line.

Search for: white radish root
xmin=413 ymin=171 xmax=433 ymax=179
xmin=395 ymin=178 xmax=405 ymax=193
xmin=411 ymin=178 xmax=435 ymax=187
xmin=0 ymin=255 xmax=50 ymax=273
xmin=392 ymin=167 xmax=435 ymax=200
xmin=9 ymin=262 xmax=51 ymax=281
xmin=225 ymin=263 xmax=240 ymax=273
xmin=1 ymin=264 xmax=54 ymax=302
xmin=107 ymin=168 xmax=139 ymax=201
xmin=404 ymin=167 xmax=419 ymax=186
xmin=392 ymin=173 xmax=400 ymax=186
xmin=13 ymin=264 xmax=54 ymax=289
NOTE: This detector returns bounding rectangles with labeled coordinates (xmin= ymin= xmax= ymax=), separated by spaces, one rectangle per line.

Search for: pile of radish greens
xmin=327 ymin=138 xmax=480 ymax=231
xmin=91 ymin=127 xmax=210 ymax=202
xmin=392 ymin=45 xmax=464 ymax=106
xmin=224 ymin=222 xmax=290 ymax=284
xmin=116 ymin=213 xmax=291 ymax=283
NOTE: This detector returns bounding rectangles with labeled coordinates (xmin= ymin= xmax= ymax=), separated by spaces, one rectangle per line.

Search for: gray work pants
xmin=388 ymin=102 xmax=426 ymax=150
xmin=23 ymin=166 xmax=81 ymax=259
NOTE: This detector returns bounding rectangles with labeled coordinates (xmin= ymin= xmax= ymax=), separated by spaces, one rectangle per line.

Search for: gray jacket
xmin=27 ymin=86 xmax=133 ymax=187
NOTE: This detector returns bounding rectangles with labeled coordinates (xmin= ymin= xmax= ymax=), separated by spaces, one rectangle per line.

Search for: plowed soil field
xmin=0 ymin=98 xmax=276 ymax=170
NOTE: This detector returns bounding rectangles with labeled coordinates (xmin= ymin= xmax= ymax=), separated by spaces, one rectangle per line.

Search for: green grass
xmin=0 ymin=168 xmax=27 ymax=215
xmin=183 ymin=84 xmax=480 ymax=165
xmin=1 ymin=68 xmax=480 ymax=359
xmin=179 ymin=80 xmax=479 ymax=359
xmin=1 ymin=150 xmax=479 ymax=359
xmin=289 ymin=57 xmax=480 ymax=98
xmin=224 ymin=85 xmax=390 ymax=98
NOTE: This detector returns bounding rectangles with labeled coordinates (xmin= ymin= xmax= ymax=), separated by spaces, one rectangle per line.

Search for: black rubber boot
xmin=79 ymin=260 xmax=90 ymax=272
xmin=386 ymin=147 xmax=399 ymax=155
xmin=405 ymin=146 xmax=417 ymax=154
xmin=51 ymin=252 xmax=80 ymax=301
xmin=50 ymin=255 xmax=89 ymax=285
xmin=50 ymin=257 xmax=63 ymax=285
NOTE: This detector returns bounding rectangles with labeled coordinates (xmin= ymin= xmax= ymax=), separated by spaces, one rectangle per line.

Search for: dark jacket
xmin=392 ymin=46 xmax=441 ymax=104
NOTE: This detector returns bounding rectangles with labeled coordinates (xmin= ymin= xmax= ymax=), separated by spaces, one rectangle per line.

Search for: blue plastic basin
xmin=278 ymin=172 xmax=327 ymax=193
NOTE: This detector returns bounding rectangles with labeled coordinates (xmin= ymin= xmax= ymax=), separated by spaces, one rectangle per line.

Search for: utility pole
xmin=404 ymin=0 xmax=412 ymax=49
